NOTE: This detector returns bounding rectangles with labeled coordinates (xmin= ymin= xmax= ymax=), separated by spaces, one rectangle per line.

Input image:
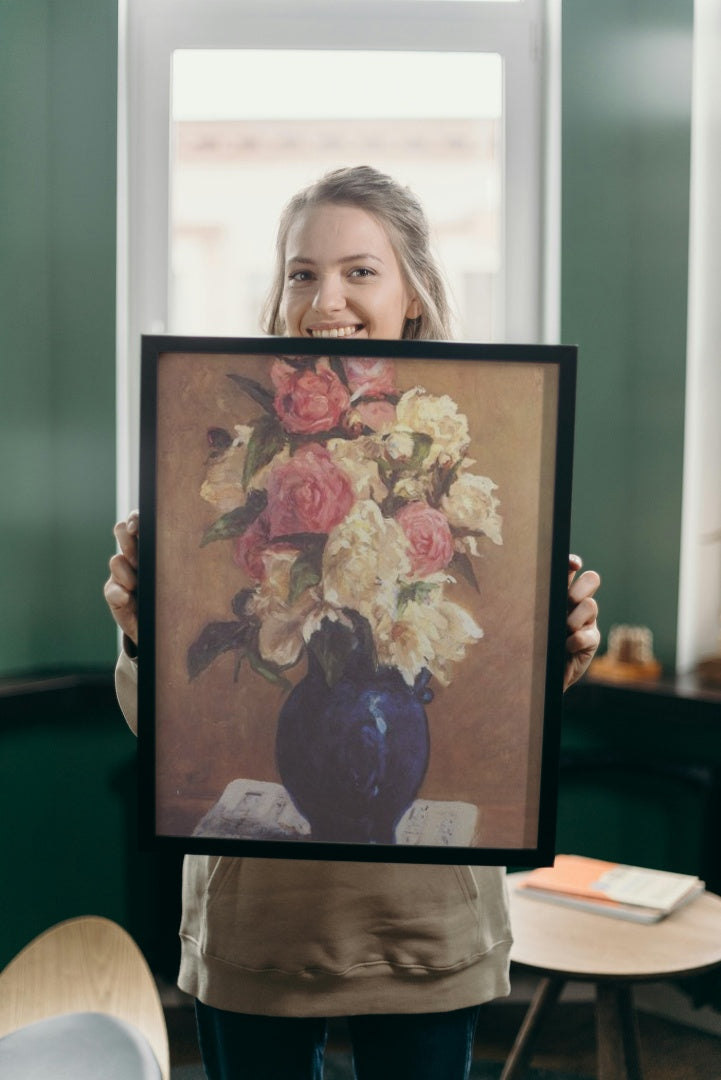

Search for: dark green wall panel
xmin=0 ymin=0 xmax=118 ymax=675
xmin=562 ymin=1 xmax=693 ymax=668
xmin=0 ymin=683 xmax=183 ymax=976
xmin=0 ymin=3 xmax=55 ymax=668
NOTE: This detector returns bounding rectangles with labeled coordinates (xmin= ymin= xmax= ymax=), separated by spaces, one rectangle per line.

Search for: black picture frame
xmin=138 ymin=335 xmax=576 ymax=865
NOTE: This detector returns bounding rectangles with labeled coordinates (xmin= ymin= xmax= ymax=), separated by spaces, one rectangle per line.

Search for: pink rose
xmin=271 ymin=360 xmax=350 ymax=435
xmin=266 ymin=444 xmax=355 ymax=538
xmin=395 ymin=501 xmax=454 ymax=578
xmin=233 ymin=512 xmax=272 ymax=581
xmin=355 ymin=399 xmax=397 ymax=432
xmin=233 ymin=511 xmax=303 ymax=582
xmin=343 ymin=358 xmax=396 ymax=398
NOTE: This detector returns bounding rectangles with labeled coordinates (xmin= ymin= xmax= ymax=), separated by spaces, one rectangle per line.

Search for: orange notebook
xmin=516 ymin=855 xmax=704 ymax=923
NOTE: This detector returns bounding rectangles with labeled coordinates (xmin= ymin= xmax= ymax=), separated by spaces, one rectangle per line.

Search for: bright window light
xmin=170 ymin=50 xmax=503 ymax=341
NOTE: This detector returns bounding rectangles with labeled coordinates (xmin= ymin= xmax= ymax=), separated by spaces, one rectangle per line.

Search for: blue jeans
xmin=195 ymin=1000 xmax=481 ymax=1080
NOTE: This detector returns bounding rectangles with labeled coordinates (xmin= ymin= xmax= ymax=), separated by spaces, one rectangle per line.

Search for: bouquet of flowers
xmin=188 ymin=355 xmax=502 ymax=691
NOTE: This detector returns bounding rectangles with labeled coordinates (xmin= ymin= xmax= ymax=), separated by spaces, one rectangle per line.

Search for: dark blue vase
xmin=276 ymin=639 xmax=432 ymax=845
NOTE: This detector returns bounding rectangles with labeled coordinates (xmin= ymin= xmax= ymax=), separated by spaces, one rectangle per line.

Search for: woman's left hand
xmin=564 ymin=554 xmax=601 ymax=691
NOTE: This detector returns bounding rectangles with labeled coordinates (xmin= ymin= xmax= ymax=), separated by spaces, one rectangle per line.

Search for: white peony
xmin=384 ymin=430 xmax=416 ymax=462
xmin=394 ymin=387 xmax=470 ymax=466
xmin=322 ymin=501 xmax=410 ymax=620
xmin=427 ymin=599 xmax=485 ymax=685
xmin=375 ymin=593 xmax=483 ymax=686
xmin=200 ymin=446 xmax=247 ymax=513
xmin=247 ymin=551 xmax=322 ymax=668
xmin=441 ymin=472 xmax=503 ymax=546
xmin=200 ymin=424 xmax=288 ymax=511
xmin=325 ymin=436 xmax=386 ymax=501
xmin=393 ymin=476 xmax=431 ymax=503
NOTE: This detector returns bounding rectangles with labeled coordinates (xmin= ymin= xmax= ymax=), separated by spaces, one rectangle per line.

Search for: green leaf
xmin=200 ymin=489 xmax=268 ymax=546
xmin=187 ymin=619 xmax=253 ymax=680
xmin=398 ymin=581 xmax=437 ymax=612
xmin=231 ymin=589 xmax=254 ymax=618
xmin=288 ymin=546 xmax=323 ymax=606
xmin=430 ymin=457 xmax=462 ymax=505
xmin=377 ymin=458 xmax=395 ymax=486
xmin=226 ymin=372 xmax=276 ymax=414
xmin=408 ymin=432 xmax=433 ymax=470
xmin=206 ymin=427 xmax=233 ymax=455
xmin=232 ymin=651 xmax=247 ymax=683
xmin=449 ymin=550 xmax=480 ymax=592
xmin=243 ymin=415 xmax=287 ymax=488
xmin=308 ymin=620 xmax=358 ymax=687
xmin=246 ymin=649 xmax=293 ymax=691
xmin=380 ymin=491 xmax=408 ymax=518
xmin=272 ymin=532 xmax=326 ymax=550
xmin=329 ymin=355 xmax=350 ymax=388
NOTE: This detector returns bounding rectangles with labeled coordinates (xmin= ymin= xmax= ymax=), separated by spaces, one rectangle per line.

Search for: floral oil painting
xmin=138 ymin=337 xmax=576 ymax=865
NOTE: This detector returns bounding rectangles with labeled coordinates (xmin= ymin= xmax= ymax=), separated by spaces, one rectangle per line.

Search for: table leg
xmin=596 ymin=982 xmax=643 ymax=1080
xmin=499 ymin=976 xmax=565 ymax=1080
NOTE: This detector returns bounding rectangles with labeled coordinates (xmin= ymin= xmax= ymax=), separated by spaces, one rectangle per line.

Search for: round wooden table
xmin=503 ymin=872 xmax=721 ymax=1080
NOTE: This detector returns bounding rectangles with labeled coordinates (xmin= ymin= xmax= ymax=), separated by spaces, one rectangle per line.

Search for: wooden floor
xmin=474 ymin=999 xmax=721 ymax=1079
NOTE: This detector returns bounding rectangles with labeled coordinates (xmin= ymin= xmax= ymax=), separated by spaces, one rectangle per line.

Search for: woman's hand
xmin=103 ymin=510 xmax=139 ymax=647
xmin=564 ymin=554 xmax=601 ymax=691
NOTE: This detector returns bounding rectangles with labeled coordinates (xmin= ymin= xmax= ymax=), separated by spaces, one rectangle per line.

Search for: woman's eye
xmin=288 ymin=270 xmax=313 ymax=283
xmin=349 ymin=267 xmax=375 ymax=279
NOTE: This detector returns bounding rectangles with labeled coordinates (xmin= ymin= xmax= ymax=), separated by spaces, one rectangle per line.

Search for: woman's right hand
xmin=104 ymin=510 xmax=139 ymax=646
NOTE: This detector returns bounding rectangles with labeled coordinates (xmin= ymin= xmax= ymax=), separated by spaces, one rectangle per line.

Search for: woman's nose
xmin=312 ymin=274 xmax=345 ymax=314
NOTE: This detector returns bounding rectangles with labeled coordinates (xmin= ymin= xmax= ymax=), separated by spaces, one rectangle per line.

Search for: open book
xmin=515 ymin=854 xmax=705 ymax=923
xmin=193 ymin=778 xmax=480 ymax=847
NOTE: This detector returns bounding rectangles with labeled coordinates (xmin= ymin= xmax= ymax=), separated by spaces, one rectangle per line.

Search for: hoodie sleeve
xmin=115 ymin=645 xmax=139 ymax=736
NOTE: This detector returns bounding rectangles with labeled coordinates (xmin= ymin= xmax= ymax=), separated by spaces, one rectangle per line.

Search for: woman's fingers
xmin=105 ymin=511 xmax=140 ymax=644
xmin=103 ymin=575 xmax=138 ymax=642
xmin=113 ymin=514 xmax=139 ymax=568
xmin=568 ymin=568 xmax=601 ymax=611
xmin=566 ymin=589 xmax=600 ymax=635
xmin=563 ymin=559 xmax=601 ymax=690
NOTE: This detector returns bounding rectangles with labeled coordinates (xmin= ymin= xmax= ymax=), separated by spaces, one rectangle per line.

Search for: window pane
xmin=170 ymin=49 xmax=503 ymax=340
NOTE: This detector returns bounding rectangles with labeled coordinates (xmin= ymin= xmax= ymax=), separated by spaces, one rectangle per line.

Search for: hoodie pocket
xmin=190 ymin=858 xmax=510 ymax=976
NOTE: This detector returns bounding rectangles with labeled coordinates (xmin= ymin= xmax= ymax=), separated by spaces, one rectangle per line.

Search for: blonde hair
xmin=262 ymin=165 xmax=453 ymax=341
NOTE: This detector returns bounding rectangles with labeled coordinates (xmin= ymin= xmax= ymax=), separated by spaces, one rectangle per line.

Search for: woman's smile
xmin=307 ymin=323 xmax=365 ymax=339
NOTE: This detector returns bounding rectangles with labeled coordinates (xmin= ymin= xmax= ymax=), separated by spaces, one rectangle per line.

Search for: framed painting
xmin=137 ymin=336 xmax=576 ymax=865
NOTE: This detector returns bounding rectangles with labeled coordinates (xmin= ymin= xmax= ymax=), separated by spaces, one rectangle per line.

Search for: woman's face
xmin=280 ymin=203 xmax=421 ymax=340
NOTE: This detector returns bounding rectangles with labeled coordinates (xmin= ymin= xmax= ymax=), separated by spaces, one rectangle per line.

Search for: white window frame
xmin=116 ymin=0 xmax=559 ymax=512
xmin=676 ymin=0 xmax=721 ymax=674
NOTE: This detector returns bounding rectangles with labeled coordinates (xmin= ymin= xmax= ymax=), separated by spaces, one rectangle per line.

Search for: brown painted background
xmin=152 ymin=351 xmax=559 ymax=849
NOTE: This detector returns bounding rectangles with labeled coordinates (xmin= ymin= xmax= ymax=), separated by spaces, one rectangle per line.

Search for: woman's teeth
xmin=310 ymin=325 xmax=360 ymax=338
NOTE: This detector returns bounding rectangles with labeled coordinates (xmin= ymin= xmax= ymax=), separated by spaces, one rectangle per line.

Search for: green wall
xmin=562 ymin=0 xmax=693 ymax=669
xmin=0 ymin=0 xmax=118 ymax=676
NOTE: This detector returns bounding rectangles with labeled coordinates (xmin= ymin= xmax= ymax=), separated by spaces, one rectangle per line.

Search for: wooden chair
xmin=0 ymin=915 xmax=170 ymax=1079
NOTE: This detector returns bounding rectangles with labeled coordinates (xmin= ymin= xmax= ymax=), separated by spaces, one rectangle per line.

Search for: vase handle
xmin=413 ymin=667 xmax=434 ymax=704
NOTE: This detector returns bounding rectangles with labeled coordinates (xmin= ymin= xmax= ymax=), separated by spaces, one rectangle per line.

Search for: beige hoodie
xmin=116 ymin=650 xmax=512 ymax=1016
